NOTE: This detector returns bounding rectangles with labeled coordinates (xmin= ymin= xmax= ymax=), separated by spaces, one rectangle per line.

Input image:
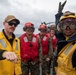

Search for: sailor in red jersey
xmin=20 ymin=22 xmax=39 ymax=75
xmin=48 ymin=25 xmax=57 ymax=52
xmin=36 ymin=24 xmax=53 ymax=75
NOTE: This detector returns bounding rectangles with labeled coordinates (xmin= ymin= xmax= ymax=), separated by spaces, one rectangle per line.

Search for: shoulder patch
xmin=32 ymin=37 xmax=36 ymax=42
xmin=24 ymin=37 xmax=28 ymax=42
xmin=43 ymin=36 xmax=47 ymax=41
xmin=0 ymin=39 xmax=6 ymax=48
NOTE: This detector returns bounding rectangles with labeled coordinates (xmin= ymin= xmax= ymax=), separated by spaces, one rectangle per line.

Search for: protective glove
xmin=58 ymin=0 xmax=67 ymax=13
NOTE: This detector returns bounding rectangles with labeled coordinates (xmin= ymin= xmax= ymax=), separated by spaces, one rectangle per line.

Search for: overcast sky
xmin=0 ymin=0 xmax=76 ymax=34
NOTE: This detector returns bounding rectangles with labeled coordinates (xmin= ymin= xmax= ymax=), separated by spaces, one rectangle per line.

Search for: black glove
xmin=58 ymin=0 xmax=67 ymax=13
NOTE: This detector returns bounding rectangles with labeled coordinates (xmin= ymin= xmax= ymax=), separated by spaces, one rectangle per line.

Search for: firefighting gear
xmin=58 ymin=0 xmax=67 ymax=13
xmin=38 ymin=24 xmax=47 ymax=31
xmin=56 ymin=41 xmax=76 ymax=75
xmin=37 ymin=33 xmax=52 ymax=75
xmin=59 ymin=11 xmax=76 ymax=21
xmin=55 ymin=12 xmax=63 ymax=26
xmin=24 ymin=22 xmax=34 ymax=27
xmin=60 ymin=22 xmax=76 ymax=30
xmin=20 ymin=33 xmax=39 ymax=62
xmin=51 ymin=36 xmax=57 ymax=51
xmin=59 ymin=11 xmax=76 ymax=30
xmin=0 ymin=32 xmax=22 ymax=75
xmin=37 ymin=33 xmax=52 ymax=61
xmin=55 ymin=0 xmax=67 ymax=26
xmin=23 ymin=22 xmax=35 ymax=31
xmin=20 ymin=32 xmax=39 ymax=75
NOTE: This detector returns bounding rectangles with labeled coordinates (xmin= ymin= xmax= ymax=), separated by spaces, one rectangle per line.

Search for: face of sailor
xmin=25 ymin=27 xmax=34 ymax=35
xmin=50 ymin=29 xmax=55 ymax=37
xmin=62 ymin=22 xmax=76 ymax=37
xmin=40 ymin=29 xmax=47 ymax=35
xmin=3 ymin=20 xmax=18 ymax=34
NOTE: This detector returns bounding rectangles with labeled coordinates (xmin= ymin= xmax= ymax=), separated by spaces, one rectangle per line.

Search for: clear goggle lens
xmin=60 ymin=22 xmax=76 ymax=30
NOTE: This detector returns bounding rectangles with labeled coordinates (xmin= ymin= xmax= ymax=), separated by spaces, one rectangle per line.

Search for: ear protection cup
xmin=23 ymin=27 xmax=26 ymax=31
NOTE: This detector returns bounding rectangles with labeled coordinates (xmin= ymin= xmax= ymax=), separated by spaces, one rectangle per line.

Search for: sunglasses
xmin=7 ymin=21 xmax=18 ymax=27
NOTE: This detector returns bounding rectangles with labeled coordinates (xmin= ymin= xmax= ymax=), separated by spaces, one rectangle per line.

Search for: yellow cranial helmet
xmin=59 ymin=11 xmax=76 ymax=30
xmin=60 ymin=11 xmax=76 ymax=21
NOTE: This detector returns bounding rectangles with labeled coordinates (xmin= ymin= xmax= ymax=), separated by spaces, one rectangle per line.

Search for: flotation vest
xmin=55 ymin=42 xmax=76 ymax=75
xmin=20 ymin=33 xmax=39 ymax=62
xmin=0 ymin=32 xmax=22 ymax=75
xmin=52 ymin=36 xmax=57 ymax=51
xmin=47 ymin=33 xmax=57 ymax=51
xmin=37 ymin=33 xmax=49 ymax=55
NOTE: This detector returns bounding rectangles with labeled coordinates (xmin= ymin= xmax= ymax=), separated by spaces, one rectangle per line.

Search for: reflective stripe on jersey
xmin=0 ymin=39 xmax=6 ymax=48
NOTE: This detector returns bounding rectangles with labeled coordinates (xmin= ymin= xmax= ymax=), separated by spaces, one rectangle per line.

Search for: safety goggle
xmin=60 ymin=22 xmax=76 ymax=30
xmin=7 ymin=21 xmax=18 ymax=27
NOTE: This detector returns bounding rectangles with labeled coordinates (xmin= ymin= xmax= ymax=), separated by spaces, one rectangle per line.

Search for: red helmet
xmin=38 ymin=24 xmax=47 ymax=30
xmin=24 ymin=22 xmax=34 ymax=27
xmin=23 ymin=22 xmax=35 ymax=31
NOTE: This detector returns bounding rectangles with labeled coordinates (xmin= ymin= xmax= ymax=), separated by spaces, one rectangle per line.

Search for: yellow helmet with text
xmin=59 ymin=11 xmax=76 ymax=31
xmin=60 ymin=11 xmax=76 ymax=21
